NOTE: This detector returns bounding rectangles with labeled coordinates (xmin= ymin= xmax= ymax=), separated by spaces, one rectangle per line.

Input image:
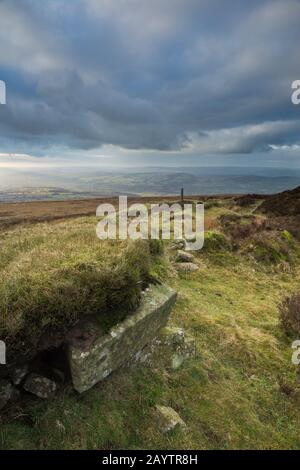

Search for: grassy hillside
xmin=259 ymin=185 xmax=300 ymax=216
xmin=1 ymin=198 xmax=300 ymax=449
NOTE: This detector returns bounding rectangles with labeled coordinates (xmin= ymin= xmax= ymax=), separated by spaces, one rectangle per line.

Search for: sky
xmin=0 ymin=0 xmax=300 ymax=170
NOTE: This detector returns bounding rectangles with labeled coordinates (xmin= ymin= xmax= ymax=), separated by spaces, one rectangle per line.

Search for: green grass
xmin=202 ymin=230 xmax=231 ymax=252
xmin=0 ymin=217 xmax=164 ymax=361
xmin=1 ymin=209 xmax=300 ymax=449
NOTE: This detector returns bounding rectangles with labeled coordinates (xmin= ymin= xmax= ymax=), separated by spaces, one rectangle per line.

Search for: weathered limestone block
xmin=155 ymin=405 xmax=187 ymax=433
xmin=23 ymin=373 xmax=58 ymax=399
xmin=68 ymin=284 xmax=177 ymax=393
xmin=175 ymin=262 xmax=199 ymax=272
xmin=175 ymin=250 xmax=195 ymax=263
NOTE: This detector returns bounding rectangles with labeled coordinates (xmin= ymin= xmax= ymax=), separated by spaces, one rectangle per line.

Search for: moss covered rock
xmin=68 ymin=284 xmax=177 ymax=393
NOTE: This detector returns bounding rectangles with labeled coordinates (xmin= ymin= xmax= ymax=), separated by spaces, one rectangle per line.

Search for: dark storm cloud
xmin=0 ymin=0 xmax=299 ymax=156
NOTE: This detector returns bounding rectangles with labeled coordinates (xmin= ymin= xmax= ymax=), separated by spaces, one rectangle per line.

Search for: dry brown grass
xmin=280 ymin=292 xmax=300 ymax=335
xmin=0 ymin=196 xmax=207 ymax=230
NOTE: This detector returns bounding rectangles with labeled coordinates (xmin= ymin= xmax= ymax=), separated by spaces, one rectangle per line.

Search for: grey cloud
xmin=183 ymin=121 xmax=300 ymax=154
xmin=0 ymin=0 xmax=299 ymax=156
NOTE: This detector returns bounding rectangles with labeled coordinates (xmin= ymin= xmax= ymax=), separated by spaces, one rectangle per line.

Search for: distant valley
xmin=1 ymin=167 xmax=300 ymax=202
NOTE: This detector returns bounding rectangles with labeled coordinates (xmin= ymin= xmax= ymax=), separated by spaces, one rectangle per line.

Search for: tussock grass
xmin=0 ymin=217 xmax=162 ymax=361
xmin=241 ymin=230 xmax=299 ymax=266
xmin=202 ymin=230 xmax=231 ymax=252
xmin=280 ymin=292 xmax=300 ymax=336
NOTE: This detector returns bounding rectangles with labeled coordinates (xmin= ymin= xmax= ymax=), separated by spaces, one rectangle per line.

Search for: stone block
xmin=68 ymin=284 xmax=177 ymax=393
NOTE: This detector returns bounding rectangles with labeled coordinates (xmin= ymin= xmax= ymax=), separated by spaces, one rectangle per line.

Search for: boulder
xmin=171 ymin=239 xmax=186 ymax=250
xmin=0 ymin=379 xmax=13 ymax=410
xmin=155 ymin=405 xmax=187 ymax=433
xmin=68 ymin=284 xmax=177 ymax=393
xmin=175 ymin=250 xmax=195 ymax=263
xmin=175 ymin=262 xmax=199 ymax=272
xmin=23 ymin=373 xmax=58 ymax=399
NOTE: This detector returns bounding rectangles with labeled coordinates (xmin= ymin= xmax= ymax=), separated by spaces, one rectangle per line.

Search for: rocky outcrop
xmin=68 ymin=284 xmax=177 ymax=393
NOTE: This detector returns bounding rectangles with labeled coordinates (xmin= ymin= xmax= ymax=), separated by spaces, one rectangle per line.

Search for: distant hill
xmin=259 ymin=186 xmax=300 ymax=216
